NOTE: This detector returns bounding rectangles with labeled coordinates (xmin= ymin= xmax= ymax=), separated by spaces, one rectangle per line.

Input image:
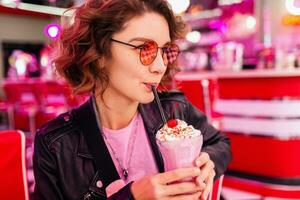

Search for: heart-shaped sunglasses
xmin=111 ymin=38 xmax=180 ymax=66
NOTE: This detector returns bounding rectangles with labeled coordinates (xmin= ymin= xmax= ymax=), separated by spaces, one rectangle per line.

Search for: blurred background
xmin=0 ymin=0 xmax=300 ymax=199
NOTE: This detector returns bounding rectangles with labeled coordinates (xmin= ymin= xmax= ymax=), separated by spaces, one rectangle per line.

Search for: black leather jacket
xmin=33 ymin=91 xmax=232 ymax=200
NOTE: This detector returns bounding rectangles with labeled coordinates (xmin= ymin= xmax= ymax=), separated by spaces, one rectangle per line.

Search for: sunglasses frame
xmin=110 ymin=38 xmax=180 ymax=66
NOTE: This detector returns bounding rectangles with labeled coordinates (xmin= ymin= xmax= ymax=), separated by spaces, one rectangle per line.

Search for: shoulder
xmin=158 ymin=90 xmax=187 ymax=104
xmin=157 ymin=90 xmax=193 ymax=112
xmin=156 ymin=90 xmax=201 ymax=119
xmin=35 ymin=111 xmax=77 ymax=147
xmin=157 ymin=90 xmax=206 ymax=121
xmin=35 ymin=99 xmax=92 ymax=148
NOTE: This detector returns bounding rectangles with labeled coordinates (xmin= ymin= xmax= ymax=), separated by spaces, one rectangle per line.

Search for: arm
xmin=32 ymin=132 xmax=65 ymax=200
xmin=186 ymin=100 xmax=232 ymax=179
xmin=185 ymin=100 xmax=232 ymax=200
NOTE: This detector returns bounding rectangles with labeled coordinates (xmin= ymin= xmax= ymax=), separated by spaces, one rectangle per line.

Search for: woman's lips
xmin=143 ymin=83 xmax=158 ymax=90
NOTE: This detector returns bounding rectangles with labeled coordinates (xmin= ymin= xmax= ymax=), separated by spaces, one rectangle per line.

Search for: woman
xmin=33 ymin=0 xmax=232 ymax=199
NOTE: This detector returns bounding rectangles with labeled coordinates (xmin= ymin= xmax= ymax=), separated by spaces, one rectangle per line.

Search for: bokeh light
xmin=167 ymin=0 xmax=190 ymax=14
xmin=286 ymin=0 xmax=300 ymax=15
xmin=246 ymin=16 xmax=256 ymax=30
xmin=186 ymin=31 xmax=201 ymax=43
xmin=44 ymin=23 xmax=61 ymax=40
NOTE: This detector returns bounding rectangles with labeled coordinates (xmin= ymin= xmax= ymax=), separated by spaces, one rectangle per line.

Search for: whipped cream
xmin=156 ymin=119 xmax=201 ymax=142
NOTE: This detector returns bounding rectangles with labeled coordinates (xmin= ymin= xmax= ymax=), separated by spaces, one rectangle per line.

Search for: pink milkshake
xmin=156 ymin=119 xmax=203 ymax=171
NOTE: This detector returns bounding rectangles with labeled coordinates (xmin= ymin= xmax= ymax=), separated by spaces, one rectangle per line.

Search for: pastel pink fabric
xmin=102 ymin=112 xmax=158 ymax=184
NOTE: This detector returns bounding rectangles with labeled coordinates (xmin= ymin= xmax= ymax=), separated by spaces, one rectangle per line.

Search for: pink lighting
xmin=44 ymin=23 xmax=61 ymax=40
xmin=167 ymin=0 xmax=190 ymax=14
xmin=186 ymin=31 xmax=201 ymax=43
xmin=286 ymin=0 xmax=300 ymax=15
xmin=8 ymin=50 xmax=38 ymax=79
xmin=225 ymin=13 xmax=256 ymax=39
xmin=218 ymin=0 xmax=242 ymax=6
xmin=246 ymin=16 xmax=256 ymax=30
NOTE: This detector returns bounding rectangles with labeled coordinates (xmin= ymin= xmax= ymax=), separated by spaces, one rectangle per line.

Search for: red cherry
xmin=167 ymin=119 xmax=178 ymax=128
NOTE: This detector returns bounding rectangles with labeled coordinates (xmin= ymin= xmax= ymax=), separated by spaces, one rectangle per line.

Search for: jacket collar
xmin=73 ymin=97 xmax=119 ymax=186
xmin=74 ymin=97 xmax=167 ymax=184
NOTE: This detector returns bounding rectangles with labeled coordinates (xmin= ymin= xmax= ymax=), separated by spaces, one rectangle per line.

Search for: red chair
xmin=33 ymin=80 xmax=89 ymax=129
xmin=0 ymin=97 xmax=14 ymax=129
xmin=32 ymin=80 xmax=72 ymax=129
xmin=3 ymin=79 xmax=39 ymax=133
xmin=33 ymin=80 xmax=69 ymax=108
xmin=0 ymin=130 xmax=29 ymax=200
xmin=208 ymin=175 xmax=224 ymax=200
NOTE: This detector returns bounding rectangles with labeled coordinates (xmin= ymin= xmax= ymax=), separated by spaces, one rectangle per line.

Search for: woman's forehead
xmin=113 ymin=12 xmax=171 ymax=45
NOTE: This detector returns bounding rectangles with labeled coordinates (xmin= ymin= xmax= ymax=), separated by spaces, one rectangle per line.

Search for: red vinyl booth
xmin=217 ymin=75 xmax=300 ymax=179
xmin=175 ymin=78 xmax=219 ymax=120
xmin=2 ymin=79 xmax=87 ymax=133
xmin=0 ymin=130 xmax=29 ymax=200
xmin=175 ymin=71 xmax=300 ymax=199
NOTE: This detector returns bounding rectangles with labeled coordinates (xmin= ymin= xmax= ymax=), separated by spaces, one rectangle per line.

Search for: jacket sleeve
xmin=33 ymin=129 xmax=135 ymax=200
xmin=32 ymin=131 xmax=65 ymax=200
xmin=186 ymin=100 xmax=232 ymax=179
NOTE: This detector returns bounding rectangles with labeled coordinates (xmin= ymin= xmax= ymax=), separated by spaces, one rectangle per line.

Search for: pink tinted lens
xmin=140 ymin=41 xmax=158 ymax=65
xmin=165 ymin=44 xmax=179 ymax=64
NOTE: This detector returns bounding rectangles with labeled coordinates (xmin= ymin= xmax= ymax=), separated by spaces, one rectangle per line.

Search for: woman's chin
xmin=138 ymin=93 xmax=155 ymax=104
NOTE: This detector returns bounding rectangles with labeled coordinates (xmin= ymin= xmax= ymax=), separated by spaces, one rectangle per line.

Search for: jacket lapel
xmin=74 ymin=97 xmax=168 ymax=185
xmin=73 ymin=98 xmax=120 ymax=187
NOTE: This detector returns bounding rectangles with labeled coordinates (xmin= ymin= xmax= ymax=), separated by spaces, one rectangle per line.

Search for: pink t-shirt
xmin=102 ymin=112 xmax=158 ymax=184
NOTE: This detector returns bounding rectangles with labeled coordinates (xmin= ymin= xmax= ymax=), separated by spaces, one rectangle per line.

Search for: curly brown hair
xmin=53 ymin=0 xmax=187 ymax=94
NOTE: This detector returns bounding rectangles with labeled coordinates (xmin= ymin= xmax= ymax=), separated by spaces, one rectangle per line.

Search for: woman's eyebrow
xmin=128 ymin=37 xmax=148 ymax=43
xmin=128 ymin=37 xmax=171 ymax=46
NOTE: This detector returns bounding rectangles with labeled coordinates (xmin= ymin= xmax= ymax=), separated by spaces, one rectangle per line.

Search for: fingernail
xmin=196 ymin=160 xmax=201 ymax=166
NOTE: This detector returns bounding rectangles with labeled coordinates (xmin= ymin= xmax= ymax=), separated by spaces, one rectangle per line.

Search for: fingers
xmin=196 ymin=160 xmax=214 ymax=184
xmin=132 ymin=168 xmax=201 ymax=200
xmin=169 ymin=191 xmax=202 ymax=200
xmin=200 ymin=170 xmax=216 ymax=200
xmin=156 ymin=167 xmax=201 ymax=184
xmin=194 ymin=152 xmax=216 ymax=200
xmin=195 ymin=152 xmax=212 ymax=168
xmin=195 ymin=178 xmax=206 ymax=190
xmin=163 ymin=181 xmax=201 ymax=196
xmin=195 ymin=153 xmax=215 ymax=186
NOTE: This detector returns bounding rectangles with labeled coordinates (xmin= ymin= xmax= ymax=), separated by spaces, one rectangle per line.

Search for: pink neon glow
xmin=286 ymin=0 xmax=300 ymax=15
xmin=44 ymin=24 xmax=61 ymax=40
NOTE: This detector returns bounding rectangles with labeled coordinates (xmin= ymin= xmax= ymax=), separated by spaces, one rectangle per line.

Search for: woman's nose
xmin=148 ymin=50 xmax=167 ymax=74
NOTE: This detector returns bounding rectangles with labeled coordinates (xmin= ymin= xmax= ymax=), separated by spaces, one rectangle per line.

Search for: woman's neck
xmin=95 ymin=91 xmax=139 ymax=130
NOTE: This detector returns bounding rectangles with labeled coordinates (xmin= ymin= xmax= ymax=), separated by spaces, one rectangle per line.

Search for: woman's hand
xmin=131 ymin=167 xmax=205 ymax=200
xmin=195 ymin=152 xmax=216 ymax=200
